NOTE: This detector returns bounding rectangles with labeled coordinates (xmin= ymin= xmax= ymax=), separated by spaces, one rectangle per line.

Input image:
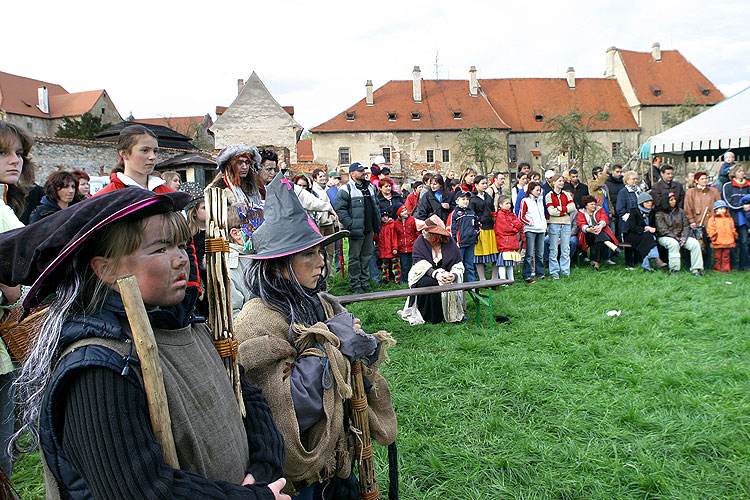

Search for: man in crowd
xmin=334 ymin=162 xmax=381 ymax=293
xmin=605 ymin=164 xmax=625 ymax=220
xmin=645 ymin=155 xmax=662 ymax=190
xmin=518 ymin=162 xmax=531 ymax=178
xmin=486 ymin=171 xmax=506 ymax=210
xmin=563 ymin=169 xmax=589 ymax=209
xmin=651 ymin=164 xmax=685 ymax=211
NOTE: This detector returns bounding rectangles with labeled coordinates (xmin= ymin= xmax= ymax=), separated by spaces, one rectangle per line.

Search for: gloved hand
xmin=325 ymin=312 xmax=380 ymax=366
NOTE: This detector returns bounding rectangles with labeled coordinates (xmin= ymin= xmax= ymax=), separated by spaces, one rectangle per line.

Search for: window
xmin=426 ymin=149 xmax=435 ymax=163
xmin=101 ymin=107 xmax=106 ymax=114
xmin=650 ymin=85 xmax=661 ymax=97
xmin=338 ymin=147 xmax=350 ymax=165
xmin=442 ymin=149 xmax=450 ymax=162
xmin=508 ymin=145 xmax=517 ymax=162
xmin=387 ymin=112 xmax=397 ymax=121
xmin=612 ymin=142 xmax=622 ymax=157
xmin=534 ymin=113 xmax=544 ymax=122
xmin=382 ymin=147 xmax=391 ymax=163
xmin=534 ymin=141 xmax=540 ymax=148
xmin=452 ymin=111 xmax=462 ymax=119
xmin=26 ymin=122 xmax=32 ymax=130
xmin=345 ymin=112 xmax=355 ymax=121
xmin=411 ymin=112 xmax=420 ymax=120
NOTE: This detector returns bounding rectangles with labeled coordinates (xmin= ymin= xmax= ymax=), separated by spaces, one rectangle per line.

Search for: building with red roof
xmin=311 ymin=45 xmax=723 ymax=178
xmin=0 ymin=71 xmax=122 ymax=137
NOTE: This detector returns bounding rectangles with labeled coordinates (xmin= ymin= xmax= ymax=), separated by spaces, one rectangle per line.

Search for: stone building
xmin=209 ymin=72 xmax=303 ymax=162
xmin=311 ymin=44 xmax=724 ymax=179
xmin=0 ymin=70 xmax=122 ymax=137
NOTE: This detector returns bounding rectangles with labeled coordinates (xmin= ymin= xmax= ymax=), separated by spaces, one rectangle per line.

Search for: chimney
xmin=37 ymin=86 xmax=49 ymax=114
xmin=469 ymin=66 xmax=478 ymax=97
xmin=366 ymin=80 xmax=374 ymax=106
xmin=237 ymin=78 xmax=245 ymax=95
xmin=652 ymin=42 xmax=661 ymax=62
xmin=604 ymin=46 xmax=617 ymax=78
xmin=566 ymin=67 xmax=575 ymax=89
xmin=412 ymin=66 xmax=422 ymax=103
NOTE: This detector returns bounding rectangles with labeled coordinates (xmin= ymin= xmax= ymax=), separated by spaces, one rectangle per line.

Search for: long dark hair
xmin=430 ymin=174 xmax=450 ymax=198
xmin=112 ymin=125 xmax=157 ymax=173
xmin=0 ymin=121 xmax=36 ymax=216
xmin=247 ymin=248 xmax=329 ymax=339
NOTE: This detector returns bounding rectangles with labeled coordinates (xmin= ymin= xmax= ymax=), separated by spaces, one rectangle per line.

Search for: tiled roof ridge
xmin=33 ymin=135 xmax=195 ymax=152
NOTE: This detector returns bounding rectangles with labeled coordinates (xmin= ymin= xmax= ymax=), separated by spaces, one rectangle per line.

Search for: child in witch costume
xmin=0 ymin=188 xmax=288 ymax=500
xmin=234 ymin=173 xmax=398 ymax=499
xmin=377 ymin=208 xmax=401 ymax=284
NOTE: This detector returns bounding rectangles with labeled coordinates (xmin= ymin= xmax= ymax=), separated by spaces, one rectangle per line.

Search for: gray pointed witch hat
xmin=249 ymin=171 xmax=348 ymax=259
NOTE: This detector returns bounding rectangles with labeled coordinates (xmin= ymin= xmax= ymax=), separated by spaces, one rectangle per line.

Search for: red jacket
xmin=395 ymin=215 xmax=418 ymax=253
xmin=95 ymin=172 xmax=173 ymax=196
xmin=575 ymin=207 xmax=619 ymax=252
xmin=494 ymin=208 xmax=523 ymax=251
xmin=376 ymin=219 xmax=399 ymax=258
xmin=404 ymin=192 xmax=419 ymax=215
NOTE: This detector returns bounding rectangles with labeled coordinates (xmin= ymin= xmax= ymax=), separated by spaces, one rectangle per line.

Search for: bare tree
xmin=455 ymin=125 xmax=506 ymax=175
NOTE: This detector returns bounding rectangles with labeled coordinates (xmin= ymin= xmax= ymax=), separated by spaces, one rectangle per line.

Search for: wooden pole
xmin=350 ymin=362 xmax=379 ymax=500
xmin=117 ymin=275 xmax=180 ymax=469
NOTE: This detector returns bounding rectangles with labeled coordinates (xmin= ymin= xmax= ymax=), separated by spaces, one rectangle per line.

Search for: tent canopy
xmin=650 ymin=86 xmax=750 ymax=154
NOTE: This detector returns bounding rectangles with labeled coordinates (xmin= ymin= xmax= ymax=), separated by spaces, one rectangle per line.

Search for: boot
xmin=654 ymin=257 xmax=668 ymax=269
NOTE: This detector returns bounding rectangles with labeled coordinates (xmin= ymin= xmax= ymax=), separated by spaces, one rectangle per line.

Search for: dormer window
xmin=453 ymin=111 xmax=462 ymax=119
xmin=387 ymin=112 xmax=397 ymax=121
xmin=411 ymin=112 xmax=420 ymax=121
xmin=534 ymin=113 xmax=544 ymax=122
xmin=650 ymin=85 xmax=661 ymax=97
xmin=345 ymin=112 xmax=355 ymax=121
xmin=698 ymin=85 xmax=711 ymax=96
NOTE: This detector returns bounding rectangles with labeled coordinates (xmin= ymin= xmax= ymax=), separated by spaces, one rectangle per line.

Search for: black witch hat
xmin=249 ymin=172 xmax=348 ymax=259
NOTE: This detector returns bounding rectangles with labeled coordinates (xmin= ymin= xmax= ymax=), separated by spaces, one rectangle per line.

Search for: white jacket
xmin=519 ymin=194 xmax=547 ymax=233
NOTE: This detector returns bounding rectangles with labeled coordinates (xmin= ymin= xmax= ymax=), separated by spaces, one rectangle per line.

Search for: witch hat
xmin=249 ymin=171 xmax=348 ymax=259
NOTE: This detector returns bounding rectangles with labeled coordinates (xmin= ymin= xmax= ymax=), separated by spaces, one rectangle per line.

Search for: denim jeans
xmin=523 ymin=231 xmax=545 ymax=279
xmin=369 ymin=243 xmax=381 ymax=283
xmin=642 ymin=246 xmax=660 ymax=270
xmin=459 ymin=245 xmax=478 ymax=282
xmin=730 ymin=224 xmax=749 ymax=270
xmin=399 ymin=252 xmax=413 ymax=284
xmin=548 ymin=223 xmax=571 ymax=277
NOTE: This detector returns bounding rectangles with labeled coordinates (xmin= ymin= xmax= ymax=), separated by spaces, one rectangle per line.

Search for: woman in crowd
xmin=655 ymin=193 xmax=704 ymax=275
xmin=210 ymin=143 xmax=263 ymax=205
xmin=721 ymin=164 xmax=750 ymax=270
xmin=400 ymin=215 xmax=466 ymax=324
xmin=71 ymin=169 xmax=91 ymax=200
xmin=623 ymin=192 xmax=667 ymax=272
xmin=576 ymin=195 xmax=619 ymax=271
xmin=162 ymin=171 xmax=182 ymax=191
xmin=258 ymin=149 xmax=280 ymax=198
xmin=519 ymin=181 xmax=546 ymax=282
xmin=470 ymin=175 xmax=498 ymax=280
xmin=96 ymin=125 xmax=172 ymax=195
xmin=29 ymin=171 xmax=77 ymax=223
xmin=615 ymin=171 xmax=640 ymax=225
xmin=292 ymin=174 xmax=312 ymax=192
xmin=457 ymin=168 xmax=477 ymax=193
xmin=414 ymin=174 xmax=453 ymax=222
xmin=0 ymin=121 xmax=36 ymax=478
xmin=377 ymin=179 xmax=404 ymax=214
xmin=685 ymin=171 xmax=721 ymax=263
xmin=235 ymin=173 xmax=397 ymax=498
xmin=545 ymin=174 xmax=575 ymax=279
xmin=1 ymin=189 xmax=288 ymax=499
xmin=512 ymin=171 xmax=529 ymax=215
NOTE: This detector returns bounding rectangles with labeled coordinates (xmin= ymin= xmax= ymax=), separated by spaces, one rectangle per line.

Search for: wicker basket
xmin=0 ymin=306 xmax=48 ymax=362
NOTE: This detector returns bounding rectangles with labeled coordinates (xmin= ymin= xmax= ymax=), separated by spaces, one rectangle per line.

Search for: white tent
xmin=650 ymin=86 xmax=750 ymax=154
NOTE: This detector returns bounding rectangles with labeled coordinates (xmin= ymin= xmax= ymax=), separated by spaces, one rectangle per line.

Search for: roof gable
xmin=311 ymin=79 xmax=510 ymax=133
xmin=211 ymin=72 xmax=302 ymax=131
xmin=480 ymin=78 xmax=639 ymax=132
xmin=48 ymin=90 xmax=105 ymax=118
xmin=618 ymin=49 xmax=725 ymax=106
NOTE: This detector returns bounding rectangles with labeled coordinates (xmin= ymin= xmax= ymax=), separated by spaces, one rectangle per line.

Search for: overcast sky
xmin=5 ymin=0 xmax=749 ymax=131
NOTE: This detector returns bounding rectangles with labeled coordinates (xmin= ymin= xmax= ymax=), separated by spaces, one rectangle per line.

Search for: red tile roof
xmin=0 ymin=71 xmax=68 ymax=117
xmin=48 ymin=90 xmax=105 ymax=118
xmin=216 ymin=106 xmax=228 ymax=116
xmin=297 ymin=139 xmax=314 ymax=162
xmin=311 ymin=79 xmax=511 ymax=132
xmin=618 ymin=49 xmax=725 ymax=106
xmin=313 ymin=77 xmax=638 ymax=133
xmin=480 ymin=78 xmax=639 ymax=132
xmin=134 ymin=116 xmax=206 ymax=135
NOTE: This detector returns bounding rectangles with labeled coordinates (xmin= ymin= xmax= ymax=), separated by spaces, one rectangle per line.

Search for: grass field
xmin=12 ymin=263 xmax=750 ymax=499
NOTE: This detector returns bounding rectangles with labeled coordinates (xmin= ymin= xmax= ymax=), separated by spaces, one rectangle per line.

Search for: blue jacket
xmin=447 ymin=207 xmax=480 ymax=248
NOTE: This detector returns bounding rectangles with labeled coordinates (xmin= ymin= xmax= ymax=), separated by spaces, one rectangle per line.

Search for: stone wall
xmin=30 ymin=137 xmax=191 ymax=180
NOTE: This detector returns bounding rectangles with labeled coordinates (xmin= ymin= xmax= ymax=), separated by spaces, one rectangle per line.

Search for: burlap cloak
xmin=234 ymin=292 xmax=397 ymax=493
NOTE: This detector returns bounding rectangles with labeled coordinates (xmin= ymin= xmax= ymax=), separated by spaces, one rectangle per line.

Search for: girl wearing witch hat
xmin=0 ymin=188 xmax=288 ymax=499
xmin=234 ymin=173 xmax=398 ymax=498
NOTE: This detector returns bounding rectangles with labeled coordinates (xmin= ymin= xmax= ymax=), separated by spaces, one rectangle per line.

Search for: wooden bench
xmin=336 ymin=278 xmax=514 ymax=327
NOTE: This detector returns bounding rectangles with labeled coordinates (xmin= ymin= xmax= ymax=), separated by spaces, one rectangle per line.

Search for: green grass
xmin=13 ymin=263 xmax=750 ymax=499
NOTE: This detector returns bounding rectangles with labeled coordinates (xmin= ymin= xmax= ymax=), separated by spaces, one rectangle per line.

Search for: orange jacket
xmin=706 ymin=214 xmax=737 ymax=249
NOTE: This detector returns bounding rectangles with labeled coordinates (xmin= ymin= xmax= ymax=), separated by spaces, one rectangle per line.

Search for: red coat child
xmin=395 ymin=214 xmax=419 ymax=254
xmin=377 ymin=218 xmax=399 ymax=258
xmin=494 ymin=207 xmax=524 ymax=251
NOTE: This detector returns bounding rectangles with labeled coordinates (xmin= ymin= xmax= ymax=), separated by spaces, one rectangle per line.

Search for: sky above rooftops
xmin=5 ymin=0 xmax=748 ymax=132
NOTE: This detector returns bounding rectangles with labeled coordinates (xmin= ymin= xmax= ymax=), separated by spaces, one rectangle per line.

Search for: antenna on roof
xmin=434 ymin=51 xmax=440 ymax=81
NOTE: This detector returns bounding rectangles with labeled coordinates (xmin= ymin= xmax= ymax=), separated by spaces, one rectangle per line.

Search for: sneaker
xmin=605 ymin=259 xmax=616 ymax=265
xmin=552 ymin=275 xmax=560 ymax=280
xmin=691 ymin=269 xmax=703 ymax=276
xmin=670 ymin=270 xmax=679 ymax=275
xmin=643 ymin=268 xmax=654 ymax=273
xmin=525 ymin=278 xmax=536 ymax=284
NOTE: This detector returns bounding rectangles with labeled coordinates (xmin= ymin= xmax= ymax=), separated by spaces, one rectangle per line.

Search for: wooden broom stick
xmin=117 ymin=275 xmax=180 ymax=468
xmin=350 ymin=361 xmax=380 ymax=500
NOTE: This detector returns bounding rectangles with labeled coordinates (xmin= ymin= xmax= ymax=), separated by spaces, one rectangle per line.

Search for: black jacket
xmin=414 ymin=189 xmax=454 ymax=222
xmin=563 ymin=181 xmax=590 ymax=209
xmin=334 ymin=179 xmax=381 ymax=238
xmin=28 ymin=195 xmax=61 ymax=224
xmin=469 ymin=192 xmax=494 ymax=229
xmin=604 ymin=176 xmax=626 ymax=215
xmin=623 ymin=207 xmax=657 ymax=257
xmin=377 ymin=192 xmax=404 ymax=216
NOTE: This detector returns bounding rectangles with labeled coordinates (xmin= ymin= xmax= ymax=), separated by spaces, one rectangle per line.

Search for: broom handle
xmin=117 ymin=275 xmax=180 ymax=469
xmin=351 ymin=361 xmax=379 ymax=500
